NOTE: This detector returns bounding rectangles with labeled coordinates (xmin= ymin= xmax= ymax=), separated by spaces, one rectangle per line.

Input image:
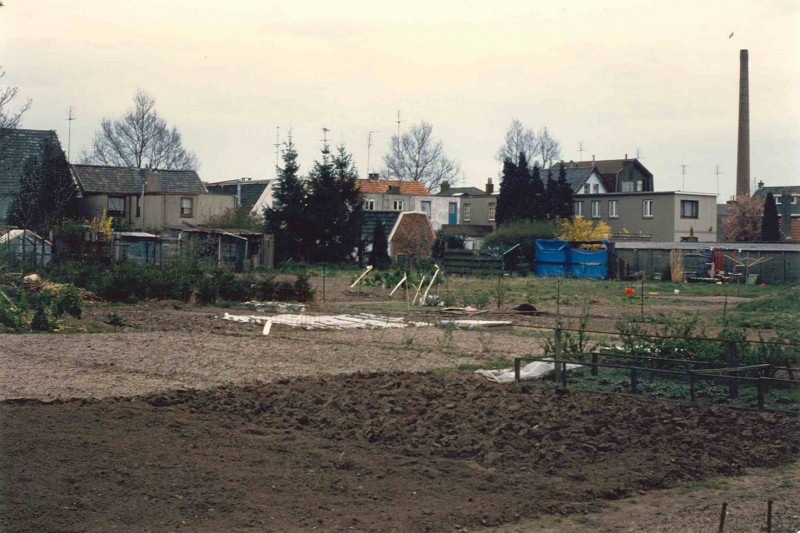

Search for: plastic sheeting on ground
xmin=475 ymin=360 xmax=583 ymax=383
xmin=222 ymin=312 xmax=429 ymax=331
xmin=438 ymin=320 xmax=513 ymax=330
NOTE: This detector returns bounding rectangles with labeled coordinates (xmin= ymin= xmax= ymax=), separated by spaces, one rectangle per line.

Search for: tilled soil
xmin=2 ymin=372 xmax=797 ymax=532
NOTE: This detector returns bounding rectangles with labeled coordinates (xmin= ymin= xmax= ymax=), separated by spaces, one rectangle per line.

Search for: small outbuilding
xmin=0 ymin=229 xmax=52 ymax=267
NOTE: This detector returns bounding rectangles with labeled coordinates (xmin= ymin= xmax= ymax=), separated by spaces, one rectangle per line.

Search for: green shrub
xmin=195 ymin=273 xmax=220 ymax=304
xmin=483 ymin=220 xmax=559 ymax=269
xmin=31 ymin=305 xmax=50 ymax=331
xmin=54 ymin=284 xmax=82 ymax=318
xmin=293 ymin=270 xmax=315 ymax=302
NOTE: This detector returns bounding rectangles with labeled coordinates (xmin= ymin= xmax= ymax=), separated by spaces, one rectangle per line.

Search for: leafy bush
xmin=53 ymin=284 xmax=82 ymax=318
xmin=483 ymin=220 xmax=559 ymax=269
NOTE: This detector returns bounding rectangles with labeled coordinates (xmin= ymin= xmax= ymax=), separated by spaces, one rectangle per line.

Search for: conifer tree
xmin=306 ymin=143 xmax=363 ymax=263
xmin=544 ymin=169 xmax=557 ymax=218
xmin=264 ymin=134 xmax=310 ymax=262
xmin=527 ymin=164 xmax=545 ymax=220
xmin=369 ymin=219 xmax=390 ymax=269
xmin=761 ymin=192 xmax=780 ymax=242
xmin=495 ymin=157 xmax=519 ymax=226
xmin=555 ymin=164 xmax=574 ymax=220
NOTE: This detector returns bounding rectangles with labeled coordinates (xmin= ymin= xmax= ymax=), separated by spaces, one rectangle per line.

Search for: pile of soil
xmin=2 ymin=372 xmax=797 ymax=532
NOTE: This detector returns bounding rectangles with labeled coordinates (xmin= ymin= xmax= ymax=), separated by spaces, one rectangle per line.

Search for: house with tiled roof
xmin=0 ymin=129 xmax=65 ymax=226
xmin=205 ymin=178 xmax=275 ymax=219
xmin=71 ymin=164 xmax=234 ymax=230
xmin=356 ymin=173 xmax=452 ymax=231
xmin=554 ymin=156 xmax=653 ymax=193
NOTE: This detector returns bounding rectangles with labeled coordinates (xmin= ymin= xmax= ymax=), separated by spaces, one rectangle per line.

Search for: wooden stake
xmin=411 ymin=276 xmax=425 ymax=306
xmin=390 ymin=272 xmax=407 ymax=296
xmin=718 ymin=502 xmax=727 ymax=533
xmin=350 ymin=265 xmax=373 ymax=288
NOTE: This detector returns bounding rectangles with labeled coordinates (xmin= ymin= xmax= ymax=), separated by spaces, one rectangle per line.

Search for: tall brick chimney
xmin=736 ymin=49 xmax=750 ymax=198
xmin=485 ymin=178 xmax=494 ymax=195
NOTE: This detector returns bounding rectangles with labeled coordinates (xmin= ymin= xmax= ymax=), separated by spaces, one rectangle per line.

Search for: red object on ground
xmin=625 ymin=287 xmax=635 ymax=295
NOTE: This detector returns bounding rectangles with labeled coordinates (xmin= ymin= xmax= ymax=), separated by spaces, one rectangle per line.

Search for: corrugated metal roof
xmin=614 ymin=241 xmax=800 ymax=251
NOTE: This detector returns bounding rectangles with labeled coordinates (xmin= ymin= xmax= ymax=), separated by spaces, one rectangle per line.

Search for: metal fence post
xmin=554 ymin=327 xmax=563 ymax=386
xmin=630 ymin=368 xmax=638 ymax=394
xmin=757 ymin=377 xmax=766 ymax=409
xmin=591 ymin=352 xmax=598 ymax=376
xmin=727 ymin=340 xmax=739 ymax=399
xmin=689 ymin=371 xmax=697 ymax=403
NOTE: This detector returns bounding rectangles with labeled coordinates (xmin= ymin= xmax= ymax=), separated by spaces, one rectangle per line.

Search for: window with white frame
xmin=583 ymin=184 xmax=590 ymax=194
xmin=180 ymin=197 xmax=193 ymax=218
xmin=775 ymin=196 xmax=781 ymax=205
xmin=392 ymin=200 xmax=404 ymax=211
xmin=608 ymin=200 xmax=618 ymax=218
xmin=591 ymin=200 xmax=601 ymax=218
xmin=642 ymin=199 xmax=653 ymax=218
xmin=420 ymin=200 xmax=431 ymax=216
xmin=592 ymin=183 xmax=599 ymax=193
xmin=635 ymin=180 xmax=643 ymax=192
xmin=488 ymin=202 xmax=496 ymax=221
xmin=574 ymin=201 xmax=583 ymax=217
xmin=680 ymin=200 xmax=699 ymax=218
xmin=364 ymin=199 xmax=375 ymax=210
xmin=463 ymin=203 xmax=472 ymax=222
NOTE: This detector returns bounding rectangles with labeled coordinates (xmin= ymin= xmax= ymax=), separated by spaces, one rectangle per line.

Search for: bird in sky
xmin=729 ymin=32 xmax=734 ymax=38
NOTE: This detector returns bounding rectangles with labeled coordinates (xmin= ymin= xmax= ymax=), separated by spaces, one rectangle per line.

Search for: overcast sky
xmin=2 ymin=0 xmax=798 ymax=200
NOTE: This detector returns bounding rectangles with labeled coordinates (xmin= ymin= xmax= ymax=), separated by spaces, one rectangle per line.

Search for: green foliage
xmin=53 ymin=284 xmax=82 ymax=318
xmin=368 ymin=220 xmax=390 ymax=269
xmin=306 ymin=144 xmax=363 ymax=263
xmin=31 ymin=304 xmax=50 ymax=331
xmin=105 ymin=311 xmax=127 ymax=329
xmin=204 ymin=206 xmax=263 ymax=231
xmin=483 ymin=219 xmax=559 ymax=267
xmin=6 ymin=138 xmax=79 ymax=235
xmin=292 ymin=269 xmax=315 ymax=303
xmin=196 ymin=273 xmax=220 ymax=305
xmin=761 ymin=192 xmax=780 ymax=242
xmin=264 ymin=134 xmax=310 ymax=262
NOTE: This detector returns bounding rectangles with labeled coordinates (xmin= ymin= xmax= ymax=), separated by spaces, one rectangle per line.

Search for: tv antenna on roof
xmin=681 ymin=164 xmax=689 ymax=190
xmin=636 ymin=147 xmax=643 ymax=159
xmin=65 ymin=106 xmax=76 ymax=163
xmin=367 ymin=131 xmax=376 ymax=177
xmin=396 ymin=110 xmax=402 ymax=140
xmin=321 ymin=127 xmax=330 ymax=153
xmin=578 ymin=141 xmax=584 ymax=160
xmin=715 ymin=165 xmax=723 ymax=195
xmin=273 ymin=126 xmax=280 ymax=173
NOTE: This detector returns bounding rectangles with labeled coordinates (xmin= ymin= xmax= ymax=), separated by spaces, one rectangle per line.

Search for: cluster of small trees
xmin=495 ymin=153 xmax=573 ymax=225
xmin=264 ymin=136 xmax=363 ymax=264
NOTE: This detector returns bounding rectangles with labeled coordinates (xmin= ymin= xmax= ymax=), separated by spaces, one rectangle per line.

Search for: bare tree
xmin=496 ymin=119 xmax=537 ymax=165
xmin=496 ymin=120 xmax=561 ymax=169
xmin=82 ymin=90 xmax=198 ymax=170
xmin=722 ymin=195 xmax=763 ymax=242
xmin=0 ymin=67 xmax=31 ymax=133
xmin=535 ymin=126 xmax=561 ymax=169
xmin=383 ymin=121 xmax=461 ymax=193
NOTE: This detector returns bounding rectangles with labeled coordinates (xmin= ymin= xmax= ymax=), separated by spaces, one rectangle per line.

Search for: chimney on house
xmin=592 ymin=154 xmax=595 ymax=163
xmin=757 ymin=180 xmax=764 ymax=190
xmin=144 ymin=170 xmax=161 ymax=193
xmin=441 ymin=180 xmax=450 ymax=192
xmin=736 ymin=49 xmax=750 ymax=198
xmin=485 ymin=178 xmax=494 ymax=195
xmin=624 ymin=154 xmax=628 ymax=161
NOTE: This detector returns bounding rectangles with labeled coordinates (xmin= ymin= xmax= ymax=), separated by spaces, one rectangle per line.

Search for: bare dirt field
xmin=1 ymin=284 xmax=799 ymax=532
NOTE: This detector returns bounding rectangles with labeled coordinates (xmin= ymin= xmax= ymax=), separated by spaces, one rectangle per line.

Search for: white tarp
xmin=222 ymin=312 xmax=429 ymax=331
xmin=439 ymin=319 xmax=512 ymax=330
xmin=475 ymin=360 xmax=583 ymax=383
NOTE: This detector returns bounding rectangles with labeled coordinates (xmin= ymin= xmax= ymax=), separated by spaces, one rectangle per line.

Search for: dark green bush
xmin=54 ymin=284 xmax=82 ymax=318
xmin=195 ymin=273 xmax=220 ymax=304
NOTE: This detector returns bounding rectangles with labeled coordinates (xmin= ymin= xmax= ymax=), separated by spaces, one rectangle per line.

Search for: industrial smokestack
xmin=736 ymin=49 xmax=750 ymax=198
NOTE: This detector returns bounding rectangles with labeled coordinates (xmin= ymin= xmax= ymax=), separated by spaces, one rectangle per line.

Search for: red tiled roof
xmin=356 ymin=179 xmax=430 ymax=196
